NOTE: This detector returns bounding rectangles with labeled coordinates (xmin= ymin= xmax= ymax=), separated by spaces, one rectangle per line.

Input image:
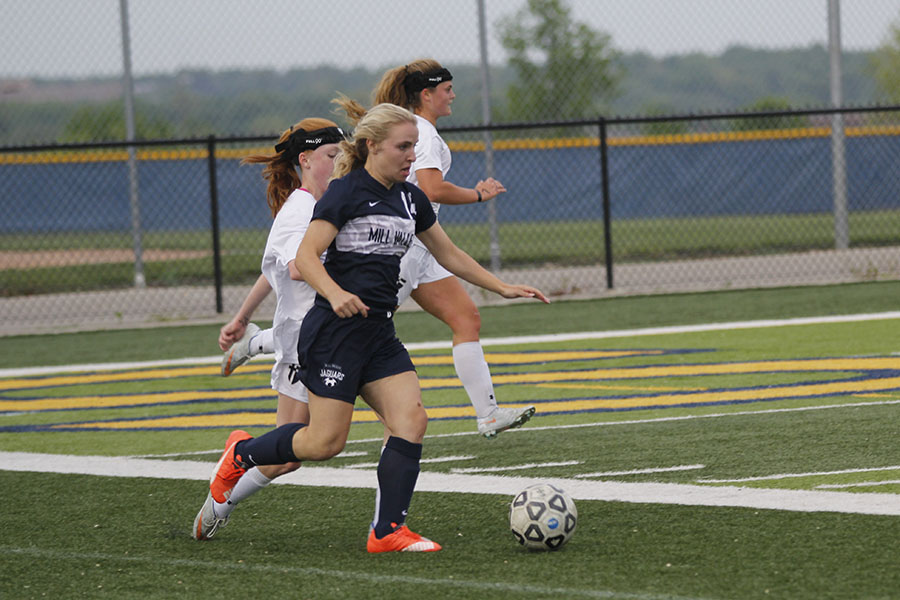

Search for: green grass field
xmin=2 ymin=286 xmax=899 ymax=599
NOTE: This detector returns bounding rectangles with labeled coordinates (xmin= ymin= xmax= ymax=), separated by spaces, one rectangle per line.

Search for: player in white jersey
xmin=193 ymin=118 xmax=345 ymax=541
xmin=371 ymin=58 xmax=535 ymax=438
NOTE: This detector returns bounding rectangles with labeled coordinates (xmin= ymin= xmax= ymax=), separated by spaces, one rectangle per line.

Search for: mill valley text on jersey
xmin=312 ymin=169 xmax=436 ymax=311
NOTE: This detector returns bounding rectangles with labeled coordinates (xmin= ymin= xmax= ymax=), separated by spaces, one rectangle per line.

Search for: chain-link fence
xmin=3 ymin=106 xmax=899 ymax=334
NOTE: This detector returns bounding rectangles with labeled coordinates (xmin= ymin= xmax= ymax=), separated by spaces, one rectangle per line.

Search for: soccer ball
xmin=509 ymin=483 xmax=577 ymax=550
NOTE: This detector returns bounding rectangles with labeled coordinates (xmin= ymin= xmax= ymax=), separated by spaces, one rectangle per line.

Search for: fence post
xmin=207 ymin=135 xmax=223 ymax=313
xmin=476 ymin=0 xmax=502 ymax=271
xmin=828 ymin=0 xmax=849 ymax=249
xmin=119 ymin=0 xmax=145 ymax=288
xmin=599 ymin=118 xmax=613 ymax=289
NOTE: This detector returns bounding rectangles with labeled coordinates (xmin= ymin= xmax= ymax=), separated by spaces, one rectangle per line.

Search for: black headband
xmin=403 ymin=67 xmax=453 ymax=95
xmin=274 ymin=126 xmax=346 ymax=165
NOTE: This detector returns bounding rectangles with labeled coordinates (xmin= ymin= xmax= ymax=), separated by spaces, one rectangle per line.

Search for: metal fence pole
xmin=599 ymin=118 xmax=613 ymax=289
xmin=476 ymin=0 xmax=501 ymax=271
xmin=829 ymin=0 xmax=849 ymax=249
xmin=207 ymin=135 xmax=223 ymax=313
xmin=119 ymin=0 xmax=145 ymax=287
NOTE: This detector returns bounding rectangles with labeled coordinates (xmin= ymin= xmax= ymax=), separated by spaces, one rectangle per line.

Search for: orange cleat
xmin=209 ymin=429 xmax=252 ymax=503
xmin=367 ymin=525 xmax=442 ymax=553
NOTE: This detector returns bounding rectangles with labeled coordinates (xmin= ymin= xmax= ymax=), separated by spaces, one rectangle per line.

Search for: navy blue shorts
xmin=296 ymin=304 xmax=415 ymax=403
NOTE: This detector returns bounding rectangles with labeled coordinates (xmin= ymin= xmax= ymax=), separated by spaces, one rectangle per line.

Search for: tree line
xmin=5 ymin=0 xmax=900 ymax=146
xmin=5 ymin=0 xmax=899 ymax=149
xmin=0 ymin=43 xmax=884 ymax=148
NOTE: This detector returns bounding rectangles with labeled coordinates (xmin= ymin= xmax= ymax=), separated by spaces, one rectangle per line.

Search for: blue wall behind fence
xmin=2 ymin=136 xmax=898 ymax=234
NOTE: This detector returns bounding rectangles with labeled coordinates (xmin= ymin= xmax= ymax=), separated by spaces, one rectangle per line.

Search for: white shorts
xmin=396 ymin=242 xmax=453 ymax=306
xmin=270 ymin=361 xmax=309 ymax=403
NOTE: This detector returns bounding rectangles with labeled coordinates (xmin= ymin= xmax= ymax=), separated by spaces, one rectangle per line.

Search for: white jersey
xmin=395 ymin=115 xmax=456 ymax=303
xmin=408 ymin=114 xmax=452 ymax=221
xmin=260 ymin=188 xmax=320 ymax=365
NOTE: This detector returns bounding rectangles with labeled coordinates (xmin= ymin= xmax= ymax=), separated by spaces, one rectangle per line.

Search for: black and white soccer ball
xmin=509 ymin=483 xmax=577 ymax=550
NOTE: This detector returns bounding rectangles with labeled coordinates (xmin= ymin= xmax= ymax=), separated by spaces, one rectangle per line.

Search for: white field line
xmin=343 ymin=454 xmax=476 ymax=469
xmin=476 ymin=399 xmax=900 ymax=438
xmin=575 ymin=464 xmax=706 ymax=478
xmin=342 ymin=398 xmax=900 ymax=445
xmin=2 ymin=451 xmax=898 ymax=516
xmin=817 ymin=480 xmax=900 ymax=489
xmin=450 ymin=460 xmax=581 ymax=474
xmin=124 ymin=448 xmax=232 ymax=459
xmin=1 ymin=546 xmax=707 ymax=600
xmin=165 ymin=398 xmax=900 ymax=458
xmin=701 ymin=465 xmax=900 ymax=484
xmin=4 ymin=310 xmax=900 ymax=378
xmin=332 ymin=450 xmax=368 ymax=459
xmin=127 ymin=449 xmax=370 ymax=460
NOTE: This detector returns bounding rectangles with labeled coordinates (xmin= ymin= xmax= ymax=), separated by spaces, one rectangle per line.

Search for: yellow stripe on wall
xmin=5 ymin=125 xmax=900 ymax=164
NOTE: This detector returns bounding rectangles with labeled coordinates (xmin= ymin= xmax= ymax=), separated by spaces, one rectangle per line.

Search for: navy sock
xmin=373 ymin=436 xmax=422 ymax=539
xmin=235 ymin=423 xmax=305 ymax=467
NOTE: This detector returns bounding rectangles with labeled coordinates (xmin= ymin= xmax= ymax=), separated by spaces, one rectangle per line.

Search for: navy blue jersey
xmin=311 ymin=168 xmax=437 ymax=311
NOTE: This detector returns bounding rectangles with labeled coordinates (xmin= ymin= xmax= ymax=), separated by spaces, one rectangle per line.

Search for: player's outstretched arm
xmin=417 ymin=223 xmax=549 ymax=304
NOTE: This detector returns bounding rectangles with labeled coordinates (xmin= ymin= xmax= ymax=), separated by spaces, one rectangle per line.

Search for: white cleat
xmin=192 ymin=491 xmax=228 ymax=541
xmin=477 ymin=405 xmax=536 ymax=439
xmin=221 ymin=322 xmax=260 ymax=377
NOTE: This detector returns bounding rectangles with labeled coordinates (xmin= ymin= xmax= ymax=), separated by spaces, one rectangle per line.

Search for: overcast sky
xmin=2 ymin=0 xmax=899 ymax=78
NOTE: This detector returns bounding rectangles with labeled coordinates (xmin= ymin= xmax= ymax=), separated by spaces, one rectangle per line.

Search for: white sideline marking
xmin=2 ymin=546 xmax=706 ymax=600
xmin=575 ymin=464 xmax=706 ymax=478
xmin=817 ymin=480 xmax=900 ymax=489
xmin=128 ymin=449 xmax=369 ymax=460
xmin=333 ymin=450 xmax=368 ymax=459
xmin=4 ymin=310 xmax=900 ymax=378
xmin=121 ymin=399 xmax=900 ymax=467
xmin=124 ymin=449 xmax=226 ymax=459
xmin=701 ymin=465 xmax=900 ymax=483
xmin=2 ymin=451 xmax=898 ymax=516
xmin=450 ymin=460 xmax=581 ymax=474
xmin=344 ymin=454 xmax=475 ymax=469
xmin=341 ymin=398 xmax=900 ymax=445
xmin=494 ymin=399 xmax=900 ymax=436
xmin=172 ymin=398 xmax=900 ymax=459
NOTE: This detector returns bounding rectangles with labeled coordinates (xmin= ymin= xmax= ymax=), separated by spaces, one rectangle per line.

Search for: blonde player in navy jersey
xmin=203 ymin=103 xmax=548 ymax=553
xmin=222 ymin=58 xmax=535 ymax=440
xmin=193 ymin=119 xmax=345 ymax=540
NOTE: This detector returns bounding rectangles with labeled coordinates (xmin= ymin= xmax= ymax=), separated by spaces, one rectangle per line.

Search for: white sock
xmin=452 ymin=341 xmax=498 ymax=419
xmin=213 ymin=467 xmax=272 ymax=518
xmin=250 ymin=328 xmax=275 ymax=355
